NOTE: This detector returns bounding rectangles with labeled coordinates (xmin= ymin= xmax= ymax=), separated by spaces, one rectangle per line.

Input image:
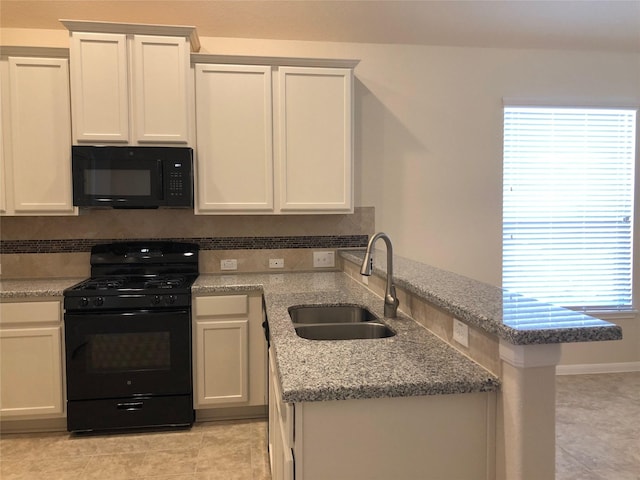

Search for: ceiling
xmin=1 ymin=0 xmax=639 ymax=52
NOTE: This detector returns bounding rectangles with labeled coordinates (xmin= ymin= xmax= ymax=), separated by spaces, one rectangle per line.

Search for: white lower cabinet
xmin=269 ymin=348 xmax=497 ymax=480
xmin=268 ymin=350 xmax=295 ymax=480
xmin=192 ymin=293 xmax=266 ymax=409
xmin=0 ymin=300 xmax=65 ymax=418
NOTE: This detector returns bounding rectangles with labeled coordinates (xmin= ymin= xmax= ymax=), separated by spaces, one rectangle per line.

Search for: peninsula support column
xmin=497 ymin=342 xmax=561 ymax=480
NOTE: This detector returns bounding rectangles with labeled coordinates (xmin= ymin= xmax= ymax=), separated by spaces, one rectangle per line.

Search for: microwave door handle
xmin=157 ymin=159 xmax=164 ymax=200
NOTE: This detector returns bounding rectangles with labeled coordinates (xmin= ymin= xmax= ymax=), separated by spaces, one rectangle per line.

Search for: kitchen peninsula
xmin=1 ymin=249 xmax=621 ymax=480
xmin=191 ymin=249 xmax=621 ymax=480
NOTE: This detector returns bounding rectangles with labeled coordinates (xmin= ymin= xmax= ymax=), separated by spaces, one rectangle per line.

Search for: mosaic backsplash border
xmin=0 ymin=235 xmax=368 ymax=254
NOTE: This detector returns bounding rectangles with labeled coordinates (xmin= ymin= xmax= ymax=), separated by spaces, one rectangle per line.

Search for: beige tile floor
xmin=1 ymin=373 xmax=638 ymax=480
xmin=556 ymin=372 xmax=640 ymax=480
xmin=0 ymin=418 xmax=271 ymax=480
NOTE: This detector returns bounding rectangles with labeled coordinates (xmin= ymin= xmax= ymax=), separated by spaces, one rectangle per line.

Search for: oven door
xmin=65 ymin=309 xmax=191 ymax=401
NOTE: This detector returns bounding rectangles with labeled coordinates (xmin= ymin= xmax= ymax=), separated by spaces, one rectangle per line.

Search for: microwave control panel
xmin=164 ymin=159 xmax=193 ymax=205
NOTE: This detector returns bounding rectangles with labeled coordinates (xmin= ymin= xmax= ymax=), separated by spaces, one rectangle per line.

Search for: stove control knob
xmin=94 ymin=297 xmax=104 ymax=307
xmin=153 ymin=295 xmax=162 ymax=305
xmin=80 ymin=297 xmax=89 ymax=307
xmin=167 ymin=295 xmax=177 ymax=304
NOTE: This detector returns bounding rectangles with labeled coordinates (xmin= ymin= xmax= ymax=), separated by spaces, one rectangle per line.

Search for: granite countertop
xmin=2 ymin=251 xmax=622 ymax=405
xmin=194 ymin=272 xmax=500 ymax=403
xmin=340 ymin=250 xmax=623 ymax=345
xmin=0 ymin=277 xmax=85 ymax=298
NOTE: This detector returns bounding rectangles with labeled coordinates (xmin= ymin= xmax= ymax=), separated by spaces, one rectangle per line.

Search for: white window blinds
xmin=503 ymin=107 xmax=636 ymax=310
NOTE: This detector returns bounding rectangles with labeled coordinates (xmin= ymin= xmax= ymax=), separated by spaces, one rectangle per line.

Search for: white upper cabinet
xmin=0 ymin=55 xmax=75 ymax=215
xmin=277 ymin=67 xmax=353 ymax=213
xmin=66 ymin=22 xmax=195 ymax=145
xmin=132 ymin=35 xmax=190 ymax=143
xmin=70 ymin=32 xmax=129 ymax=143
xmin=195 ymin=64 xmax=273 ymax=213
xmin=193 ymin=57 xmax=355 ymax=215
xmin=0 ymin=84 xmax=6 ymax=215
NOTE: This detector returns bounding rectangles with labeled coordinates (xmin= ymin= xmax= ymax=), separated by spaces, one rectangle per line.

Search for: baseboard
xmin=195 ymin=405 xmax=267 ymax=423
xmin=556 ymin=361 xmax=640 ymax=375
xmin=0 ymin=417 xmax=67 ymax=434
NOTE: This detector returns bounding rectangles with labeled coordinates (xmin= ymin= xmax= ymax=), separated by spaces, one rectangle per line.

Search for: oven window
xmin=84 ymin=169 xmax=151 ymax=196
xmin=89 ymin=332 xmax=171 ymax=373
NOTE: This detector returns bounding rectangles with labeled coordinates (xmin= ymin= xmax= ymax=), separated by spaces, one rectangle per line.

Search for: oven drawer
xmin=67 ymin=395 xmax=193 ymax=432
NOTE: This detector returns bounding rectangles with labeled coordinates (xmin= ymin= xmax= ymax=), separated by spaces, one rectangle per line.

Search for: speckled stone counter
xmin=194 ymin=272 xmax=499 ymax=403
xmin=340 ymin=250 xmax=623 ymax=345
xmin=0 ymin=277 xmax=85 ymax=298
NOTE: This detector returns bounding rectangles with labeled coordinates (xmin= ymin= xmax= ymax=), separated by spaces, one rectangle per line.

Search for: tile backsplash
xmin=0 ymin=207 xmax=373 ymax=278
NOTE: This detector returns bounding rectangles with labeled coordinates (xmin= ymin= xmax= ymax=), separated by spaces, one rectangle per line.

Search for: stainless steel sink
xmin=294 ymin=322 xmax=395 ymax=340
xmin=289 ymin=305 xmax=395 ymax=340
xmin=288 ymin=305 xmax=377 ymax=324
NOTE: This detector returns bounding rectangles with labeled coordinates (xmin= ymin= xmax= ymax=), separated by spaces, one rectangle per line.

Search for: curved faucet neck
xmin=360 ymin=232 xmax=399 ymax=318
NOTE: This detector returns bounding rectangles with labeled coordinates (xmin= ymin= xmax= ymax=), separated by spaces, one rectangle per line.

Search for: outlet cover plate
xmin=313 ymin=251 xmax=335 ymax=268
xmin=453 ymin=318 xmax=469 ymax=348
xmin=220 ymin=259 xmax=238 ymax=271
xmin=269 ymin=258 xmax=284 ymax=269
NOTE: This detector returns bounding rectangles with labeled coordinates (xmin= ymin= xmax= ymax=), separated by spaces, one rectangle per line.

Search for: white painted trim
xmin=502 ymin=97 xmax=640 ymax=109
xmin=556 ymin=361 xmax=640 ymax=375
xmin=191 ymin=53 xmax=360 ymax=69
xmin=60 ymin=19 xmax=200 ymax=52
xmin=0 ymin=46 xmax=69 ymax=58
xmin=499 ymin=341 xmax=562 ymax=368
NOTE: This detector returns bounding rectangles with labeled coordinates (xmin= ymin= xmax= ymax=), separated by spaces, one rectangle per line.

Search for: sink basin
xmin=295 ymin=322 xmax=395 ymax=341
xmin=289 ymin=305 xmax=377 ymax=324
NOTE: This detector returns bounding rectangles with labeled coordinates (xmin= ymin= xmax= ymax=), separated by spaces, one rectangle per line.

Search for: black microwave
xmin=72 ymin=146 xmax=193 ymax=208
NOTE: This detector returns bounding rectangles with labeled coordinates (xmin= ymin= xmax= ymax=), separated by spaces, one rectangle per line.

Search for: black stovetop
xmin=64 ymin=241 xmax=199 ymax=311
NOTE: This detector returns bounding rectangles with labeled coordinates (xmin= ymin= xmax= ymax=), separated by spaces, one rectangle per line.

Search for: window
xmin=502 ymin=107 xmax=636 ymax=310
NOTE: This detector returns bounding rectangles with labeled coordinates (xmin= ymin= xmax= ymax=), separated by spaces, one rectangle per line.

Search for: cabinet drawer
xmin=0 ymin=301 xmax=61 ymax=325
xmin=194 ymin=295 xmax=248 ymax=317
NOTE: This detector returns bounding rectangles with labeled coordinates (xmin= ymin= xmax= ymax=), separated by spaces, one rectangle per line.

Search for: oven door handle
xmin=70 ymin=341 xmax=88 ymax=360
xmin=117 ymin=401 xmax=144 ymax=411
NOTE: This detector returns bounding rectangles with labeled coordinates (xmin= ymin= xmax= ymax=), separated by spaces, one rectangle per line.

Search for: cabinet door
xmin=195 ymin=319 xmax=249 ymax=406
xmin=132 ymin=35 xmax=190 ymax=143
xmin=70 ymin=32 xmax=129 ymax=143
xmin=0 ymin=326 xmax=63 ymax=417
xmin=268 ymin=349 xmax=295 ymax=480
xmin=277 ymin=67 xmax=353 ymax=213
xmin=0 ymin=79 xmax=6 ymax=214
xmin=195 ymin=64 xmax=273 ymax=213
xmin=7 ymin=57 xmax=75 ymax=214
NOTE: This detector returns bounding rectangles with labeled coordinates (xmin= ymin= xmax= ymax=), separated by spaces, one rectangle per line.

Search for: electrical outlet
xmin=269 ymin=258 xmax=284 ymax=269
xmin=220 ymin=259 xmax=237 ymax=271
xmin=313 ymin=251 xmax=335 ymax=268
xmin=452 ymin=318 xmax=469 ymax=348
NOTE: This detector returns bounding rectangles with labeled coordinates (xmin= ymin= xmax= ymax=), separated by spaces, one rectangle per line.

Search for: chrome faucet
xmin=360 ymin=232 xmax=399 ymax=318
